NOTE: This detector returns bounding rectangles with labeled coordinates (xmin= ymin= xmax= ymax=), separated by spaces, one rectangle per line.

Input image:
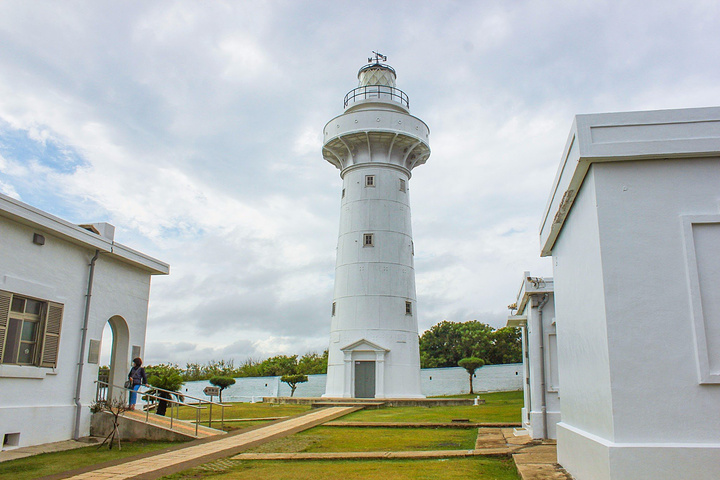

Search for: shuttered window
xmin=0 ymin=290 xmax=63 ymax=368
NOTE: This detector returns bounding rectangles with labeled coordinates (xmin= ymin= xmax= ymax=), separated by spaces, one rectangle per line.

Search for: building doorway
xmin=99 ymin=316 xmax=129 ymax=402
xmin=354 ymin=361 xmax=376 ymax=398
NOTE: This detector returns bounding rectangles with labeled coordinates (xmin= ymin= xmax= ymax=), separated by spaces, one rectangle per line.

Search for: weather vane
xmin=368 ymin=51 xmax=388 ymax=64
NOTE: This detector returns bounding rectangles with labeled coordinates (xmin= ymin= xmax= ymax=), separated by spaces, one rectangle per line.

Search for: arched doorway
xmin=100 ymin=316 xmax=130 ymax=402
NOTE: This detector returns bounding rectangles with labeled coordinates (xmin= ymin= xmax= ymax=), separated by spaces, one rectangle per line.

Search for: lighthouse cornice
xmin=322 ymin=107 xmax=430 ymax=173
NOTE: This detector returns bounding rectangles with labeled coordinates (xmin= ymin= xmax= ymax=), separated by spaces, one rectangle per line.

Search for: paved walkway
xmin=122 ymin=410 xmax=223 ymax=438
xmin=55 ymin=406 xmax=357 ymax=480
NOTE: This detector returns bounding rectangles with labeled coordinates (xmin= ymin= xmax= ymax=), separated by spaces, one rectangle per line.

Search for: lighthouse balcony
xmin=344 ymin=85 xmax=409 ymax=110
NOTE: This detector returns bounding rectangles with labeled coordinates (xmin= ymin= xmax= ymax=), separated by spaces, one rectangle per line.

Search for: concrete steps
xmin=90 ymin=410 xmax=226 ymax=442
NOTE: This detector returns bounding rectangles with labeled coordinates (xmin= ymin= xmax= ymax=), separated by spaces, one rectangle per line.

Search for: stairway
xmin=91 ymin=410 xmax=226 ymax=442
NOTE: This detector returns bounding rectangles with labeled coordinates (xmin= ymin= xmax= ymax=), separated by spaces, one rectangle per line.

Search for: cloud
xmin=2 ymin=0 xmax=719 ymax=365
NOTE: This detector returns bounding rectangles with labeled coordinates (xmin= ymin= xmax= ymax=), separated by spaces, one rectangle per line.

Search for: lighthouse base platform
xmin=263 ymin=397 xmax=477 ymax=407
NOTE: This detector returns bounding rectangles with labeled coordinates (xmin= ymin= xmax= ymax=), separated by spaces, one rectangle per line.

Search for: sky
xmin=0 ymin=1 xmax=719 ymax=366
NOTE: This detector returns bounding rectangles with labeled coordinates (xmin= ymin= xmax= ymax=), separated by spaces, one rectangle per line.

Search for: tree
xmin=281 ymin=374 xmax=308 ymax=397
xmin=259 ymin=355 xmax=298 ymax=377
xmin=297 ymin=350 xmax=328 ymax=375
xmin=458 ymin=357 xmax=485 ymax=395
xmin=209 ymin=376 xmax=236 ymax=402
xmin=146 ymin=364 xmax=185 ymax=416
xmin=419 ymin=320 xmax=494 ymax=368
xmin=488 ymin=327 xmax=522 ymax=364
xmin=90 ymin=397 xmax=128 ymax=450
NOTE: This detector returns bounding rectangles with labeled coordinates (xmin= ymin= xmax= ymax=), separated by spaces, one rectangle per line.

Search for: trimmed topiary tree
xmin=146 ymin=364 xmax=185 ymax=416
xmin=458 ymin=357 xmax=485 ymax=395
xmin=209 ymin=376 xmax=236 ymax=402
xmin=281 ymin=374 xmax=308 ymax=397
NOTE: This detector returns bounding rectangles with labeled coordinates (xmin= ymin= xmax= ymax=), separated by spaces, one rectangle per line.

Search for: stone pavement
xmin=513 ymin=442 xmax=571 ymax=480
xmin=51 ymin=406 xmax=358 ymax=480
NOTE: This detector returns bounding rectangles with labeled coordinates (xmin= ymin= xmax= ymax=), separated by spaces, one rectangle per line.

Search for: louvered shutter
xmin=0 ymin=290 xmax=11 ymax=362
xmin=40 ymin=302 xmax=64 ymax=368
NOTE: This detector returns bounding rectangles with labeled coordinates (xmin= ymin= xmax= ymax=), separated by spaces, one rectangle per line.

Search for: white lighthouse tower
xmin=322 ymin=54 xmax=430 ymax=398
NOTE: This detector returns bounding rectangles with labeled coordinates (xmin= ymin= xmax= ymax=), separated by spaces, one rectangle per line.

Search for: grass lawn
xmin=0 ymin=440 xmax=181 ymax=480
xmin=176 ymin=402 xmax=311 ymax=423
xmin=249 ymin=426 xmax=478 ymax=453
xmin=161 ymin=457 xmax=521 ymax=479
xmin=341 ymin=390 xmax=523 ymax=423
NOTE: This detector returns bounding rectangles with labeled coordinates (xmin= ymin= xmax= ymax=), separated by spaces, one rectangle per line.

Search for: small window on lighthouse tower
xmin=342 ymin=188 xmax=346 ymax=198
xmin=399 ymin=178 xmax=406 ymax=192
xmin=332 ymin=302 xmax=336 ymax=316
xmin=365 ymin=175 xmax=375 ymax=187
xmin=405 ymin=301 xmax=412 ymax=315
xmin=363 ymin=233 xmax=374 ymax=247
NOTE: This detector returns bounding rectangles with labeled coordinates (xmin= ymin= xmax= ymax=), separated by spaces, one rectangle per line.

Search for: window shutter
xmin=0 ymin=290 xmax=11 ymax=362
xmin=40 ymin=302 xmax=64 ymax=368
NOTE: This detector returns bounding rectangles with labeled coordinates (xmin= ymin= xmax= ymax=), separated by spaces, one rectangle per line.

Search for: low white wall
xmin=179 ymin=364 xmax=523 ymax=402
xmin=421 ymin=364 xmax=523 ymax=397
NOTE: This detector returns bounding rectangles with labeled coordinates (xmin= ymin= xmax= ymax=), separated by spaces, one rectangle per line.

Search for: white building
xmin=540 ymin=106 xmax=720 ymax=479
xmin=507 ymin=273 xmax=559 ymax=439
xmin=321 ymin=56 xmax=430 ymax=398
xmin=0 ymin=193 xmax=168 ymax=449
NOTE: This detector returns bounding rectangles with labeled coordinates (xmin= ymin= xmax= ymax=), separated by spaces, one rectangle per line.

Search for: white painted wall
xmin=180 ymin=364 xmax=523 ymax=401
xmin=0 ymin=195 xmax=167 ymax=449
xmin=542 ymin=107 xmax=720 ymax=479
xmin=510 ymin=275 xmax=560 ymax=439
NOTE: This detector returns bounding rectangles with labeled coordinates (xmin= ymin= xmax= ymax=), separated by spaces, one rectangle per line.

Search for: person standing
xmin=127 ymin=357 xmax=147 ymax=410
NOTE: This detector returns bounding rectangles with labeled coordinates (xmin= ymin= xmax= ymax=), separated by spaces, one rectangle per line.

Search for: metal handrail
xmin=95 ymin=380 xmax=204 ymax=436
xmin=144 ymin=384 xmax=226 ymax=430
xmin=344 ymin=85 xmax=409 ymax=108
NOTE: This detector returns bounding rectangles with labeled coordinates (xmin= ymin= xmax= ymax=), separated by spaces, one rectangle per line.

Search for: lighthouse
xmin=322 ymin=54 xmax=430 ymax=398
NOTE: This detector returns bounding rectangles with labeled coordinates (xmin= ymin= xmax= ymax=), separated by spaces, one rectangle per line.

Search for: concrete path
xmin=513 ymin=442 xmax=571 ymax=479
xmin=54 ymin=406 xmax=358 ymax=480
xmin=122 ymin=410 xmax=223 ymax=438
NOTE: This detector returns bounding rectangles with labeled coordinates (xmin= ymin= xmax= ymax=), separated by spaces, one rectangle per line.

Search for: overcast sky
xmin=1 ymin=1 xmax=718 ymax=366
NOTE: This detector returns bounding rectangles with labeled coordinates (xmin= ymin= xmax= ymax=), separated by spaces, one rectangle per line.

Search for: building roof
xmin=507 ymin=271 xmax=553 ymax=327
xmin=540 ymin=106 xmax=720 ymax=257
xmin=0 ymin=192 xmax=169 ymax=275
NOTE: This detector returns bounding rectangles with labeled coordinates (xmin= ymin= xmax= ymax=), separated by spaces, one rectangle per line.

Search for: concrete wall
xmin=0 ymin=207 xmax=162 ymax=449
xmin=525 ymin=292 xmax=560 ymax=439
xmin=543 ymin=107 xmax=720 ymax=479
xmin=180 ymin=364 xmax=523 ymax=402
xmin=90 ymin=412 xmax=192 ymax=442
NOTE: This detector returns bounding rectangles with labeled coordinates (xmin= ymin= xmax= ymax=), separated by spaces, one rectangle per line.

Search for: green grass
xmin=0 ymin=440 xmax=180 ymax=480
xmin=341 ymin=390 xmax=523 ymax=423
xmin=249 ymin=426 xmax=478 ymax=453
xmin=161 ymin=458 xmax=521 ymax=479
xmin=176 ymin=402 xmax=311 ymax=422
